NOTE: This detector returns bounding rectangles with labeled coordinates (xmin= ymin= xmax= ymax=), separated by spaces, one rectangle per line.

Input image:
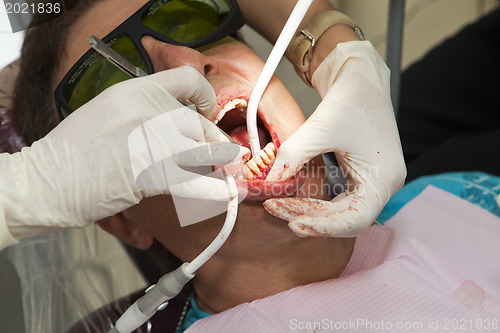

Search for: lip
xmin=235 ymin=172 xmax=304 ymax=201
xmin=214 ymin=91 xmax=282 ymax=149
xmin=214 ymin=90 xmax=302 ymax=201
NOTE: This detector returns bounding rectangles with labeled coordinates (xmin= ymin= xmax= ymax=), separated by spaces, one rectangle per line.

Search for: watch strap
xmin=290 ymin=10 xmax=364 ymax=86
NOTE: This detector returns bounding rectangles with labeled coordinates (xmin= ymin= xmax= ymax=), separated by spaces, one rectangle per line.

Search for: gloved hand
xmin=264 ymin=41 xmax=406 ymax=237
xmin=0 ymin=66 xmax=248 ymax=248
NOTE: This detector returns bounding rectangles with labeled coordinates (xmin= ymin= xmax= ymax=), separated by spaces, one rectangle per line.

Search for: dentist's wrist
xmin=309 ymin=25 xmax=362 ymax=82
xmin=290 ymin=10 xmax=364 ymax=86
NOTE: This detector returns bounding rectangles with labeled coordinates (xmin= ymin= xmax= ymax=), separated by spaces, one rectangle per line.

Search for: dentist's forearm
xmin=237 ymin=0 xmax=335 ymax=50
xmin=237 ymin=0 xmax=362 ymax=81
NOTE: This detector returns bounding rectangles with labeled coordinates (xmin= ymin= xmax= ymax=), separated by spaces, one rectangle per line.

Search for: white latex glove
xmin=264 ymin=41 xmax=406 ymax=237
xmin=0 ymin=66 xmax=248 ymax=249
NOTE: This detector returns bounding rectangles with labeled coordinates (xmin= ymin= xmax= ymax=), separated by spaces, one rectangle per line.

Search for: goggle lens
xmin=66 ymin=35 xmax=147 ymax=111
xmin=57 ymin=0 xmax=242 ymax=118
xmin=142 ymin=0 xmax=230 ymax=43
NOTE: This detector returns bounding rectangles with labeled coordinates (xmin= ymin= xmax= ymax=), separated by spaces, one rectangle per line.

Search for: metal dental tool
xmin=89 ymin=35 xmax=148 ymax=78
xmin=246 ymin=0 xmax=314 ymax=157
xmin=88 ymin=35 xmax=238 ymax=145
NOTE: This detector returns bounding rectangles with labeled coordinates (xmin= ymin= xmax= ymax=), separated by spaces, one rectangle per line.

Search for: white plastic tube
xmin=185 ymin=172 xmax=238 ymax=274
xmin=109 ymin=172 xmax=238 ymax=333
xmin=246 ymin=0 xmax=314 ymax=157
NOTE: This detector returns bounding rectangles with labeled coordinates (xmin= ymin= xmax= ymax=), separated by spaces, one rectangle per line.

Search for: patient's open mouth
xmin=215 ymin=97 xmax=304 ymax=201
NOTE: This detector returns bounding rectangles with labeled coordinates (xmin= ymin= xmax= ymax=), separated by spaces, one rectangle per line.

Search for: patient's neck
xmin=193 ymin=236 xmax=355 ymax=314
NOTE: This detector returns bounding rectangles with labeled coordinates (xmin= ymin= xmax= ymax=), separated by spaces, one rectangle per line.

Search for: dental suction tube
xmin=246 ymin=0 xmax=314 ymax=157
xmin=109 ymin=172 xmax=238 ymax=333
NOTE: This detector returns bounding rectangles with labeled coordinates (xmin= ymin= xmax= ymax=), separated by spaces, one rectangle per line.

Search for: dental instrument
xmin=89 ymin=36 xmax=148 ymax=78
xmin=89 ymin=35 xmax=239 ymax=145
xmin=246 ymin=0 xmax=314 ymax=157
xmin=109 ymin=170 xmax=238 ymax=333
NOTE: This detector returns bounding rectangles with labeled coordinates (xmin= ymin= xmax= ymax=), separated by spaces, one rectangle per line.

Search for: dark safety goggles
xmin=54 ymin=0 xmax=244 ymax=120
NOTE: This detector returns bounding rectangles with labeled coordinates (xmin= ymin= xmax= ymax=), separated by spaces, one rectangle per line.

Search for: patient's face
xmin=54 ymin=0 xmax=329 ymax=259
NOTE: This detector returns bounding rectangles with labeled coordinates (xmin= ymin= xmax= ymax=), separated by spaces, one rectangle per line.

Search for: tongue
xmin=227 ymin=125 xmax=268 ymax=150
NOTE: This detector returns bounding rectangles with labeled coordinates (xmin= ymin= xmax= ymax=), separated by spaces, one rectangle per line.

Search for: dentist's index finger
xmin=263 ymin=197 xmax=334 ymax=221
xmin=147 ymin=66 xmax=217 ymax=115
xmin=288 ymin=214 xmax=364 ymax=238
xmin=265 ymin=192 xmax=377 ymax=238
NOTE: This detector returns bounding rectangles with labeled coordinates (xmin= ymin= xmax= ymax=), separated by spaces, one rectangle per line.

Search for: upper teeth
xmin=214 ymin=98 xmax=248 ymax=124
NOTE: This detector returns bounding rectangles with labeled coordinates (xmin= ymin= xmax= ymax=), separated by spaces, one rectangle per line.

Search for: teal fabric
xmin=176 ymin=295 xmax=212 ymax=332
xmin=377 ymin=172 xmax=500 ymax=224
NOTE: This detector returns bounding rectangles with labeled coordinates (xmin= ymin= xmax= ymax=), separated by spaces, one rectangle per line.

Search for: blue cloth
xmin=177 ymin=295 xmax=212 ymax=332
xmin=377 ymin=171 xmax=500 ymax=224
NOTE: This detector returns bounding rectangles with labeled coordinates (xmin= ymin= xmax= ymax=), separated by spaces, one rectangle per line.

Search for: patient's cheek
xmin=122 ymin=195 xmax=181 ymax=233
xmin=95 ymin=214 xmax=154 ymax=250
xmin=96 ymin=217 xmax=113 ymax=234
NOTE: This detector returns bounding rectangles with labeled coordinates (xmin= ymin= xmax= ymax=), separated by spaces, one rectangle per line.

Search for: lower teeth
xmin=242 ymin=142 xmax=276 ymax=180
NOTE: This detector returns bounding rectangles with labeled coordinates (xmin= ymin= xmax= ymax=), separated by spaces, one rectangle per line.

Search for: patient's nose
xmin=141 ymin=36 xmax=217 ymax=76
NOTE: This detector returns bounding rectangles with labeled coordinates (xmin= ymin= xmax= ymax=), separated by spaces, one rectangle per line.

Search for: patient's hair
xmin=14 ymin=0 xmax=101 ymax=145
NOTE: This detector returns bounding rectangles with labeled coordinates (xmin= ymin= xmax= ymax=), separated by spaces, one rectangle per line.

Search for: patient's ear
xmin=97 ymin=214 xmax=154 ymax=250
